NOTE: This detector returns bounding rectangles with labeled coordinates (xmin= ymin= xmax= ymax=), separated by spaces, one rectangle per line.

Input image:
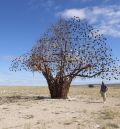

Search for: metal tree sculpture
xmin=10 ymin=17 xmax=120 ymax=99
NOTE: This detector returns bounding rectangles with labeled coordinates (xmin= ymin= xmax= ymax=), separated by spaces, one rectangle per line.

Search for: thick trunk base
xmin=49 ymin=84 xmax=70 ymax=99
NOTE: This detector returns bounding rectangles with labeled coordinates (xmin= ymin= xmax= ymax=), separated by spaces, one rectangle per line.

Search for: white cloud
xmin=59 ymin=9 xmax=86 ymax=19
xmin=58 ymin=5 xmax=120 ymax=37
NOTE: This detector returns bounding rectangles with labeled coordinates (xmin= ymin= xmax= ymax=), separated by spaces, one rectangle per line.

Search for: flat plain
xmin=0 ymin=85 xmax=120 ymax=129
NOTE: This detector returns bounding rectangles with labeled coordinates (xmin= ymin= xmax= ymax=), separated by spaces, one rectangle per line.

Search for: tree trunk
xmin=48 ymin=79 xmax=72 ymax=99
xmin=42 ymin=71 xmax=72 ymax=99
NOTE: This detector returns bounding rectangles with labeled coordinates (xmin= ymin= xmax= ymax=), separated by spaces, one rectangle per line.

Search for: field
xmin=0 ymin=86 xmax=120 ymax=129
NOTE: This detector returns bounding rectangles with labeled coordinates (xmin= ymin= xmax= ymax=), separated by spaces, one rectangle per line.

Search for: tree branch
xmin=63 ymin=64 xmax=92 ymax=79
xmin=74 ymin=70 xmax=103 ymax=78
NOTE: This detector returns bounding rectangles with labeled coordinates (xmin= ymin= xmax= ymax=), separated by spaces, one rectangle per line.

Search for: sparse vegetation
xmin=88 ymin=84 xmax=94 ymax=88
xmin=0 ymin=86 xmax=120 ymax=129
xmin=101 ymin=123 xmax=119 ymax=129
xmin=95 ymin=107 xmax=120 ymax=129
xmin=107 ymin=123 xmax=119 ymax=128
xmin=100 ymin=109 xmax=119 ymax=119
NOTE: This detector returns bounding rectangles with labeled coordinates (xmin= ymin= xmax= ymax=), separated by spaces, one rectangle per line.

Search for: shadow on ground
xmin=87 ymin=101 xmax=103 ymax=104
xmin=0 ymin=96 xmax=50 ymax=105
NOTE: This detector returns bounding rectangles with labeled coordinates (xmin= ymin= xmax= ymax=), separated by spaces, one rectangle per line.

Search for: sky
xmin=0 ymin=0 xmax=120 ymax=86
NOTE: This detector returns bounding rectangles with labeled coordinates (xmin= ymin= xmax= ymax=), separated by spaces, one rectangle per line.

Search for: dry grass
xmin=69 ymin=85 xmax=120 ymax=97
xmin=0 ymin=86 xmax=49 ymax=97
xmin=100 ymin=109 xmax=120 ymax=119
xmin=101 ymin=123 xmax=119 ymax=129
xmin=0 ymin=85 xmax=120 ymax=129
xmin=0 ymin=85 xmax=120 ymax=98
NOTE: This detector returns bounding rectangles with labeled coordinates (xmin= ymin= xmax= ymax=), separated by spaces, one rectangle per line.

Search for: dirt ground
xmin=0 ymin=86 xmax=120 ymax=129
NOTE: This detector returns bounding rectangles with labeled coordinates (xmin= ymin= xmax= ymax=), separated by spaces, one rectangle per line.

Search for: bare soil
xmin=0 ymin=86 xmax=120 ymax=129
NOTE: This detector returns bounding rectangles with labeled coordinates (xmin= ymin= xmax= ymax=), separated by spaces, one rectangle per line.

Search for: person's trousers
xmin=100 ymin=91 xmax=106 ymax=102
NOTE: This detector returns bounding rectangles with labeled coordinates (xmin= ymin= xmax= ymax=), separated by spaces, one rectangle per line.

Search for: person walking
xmin=100 ymin=81 xmax=108 ymax=103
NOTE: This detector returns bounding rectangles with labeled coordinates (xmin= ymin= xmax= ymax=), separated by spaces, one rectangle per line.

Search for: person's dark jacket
xmin=101 ymin=82 xmax=108 ymax=92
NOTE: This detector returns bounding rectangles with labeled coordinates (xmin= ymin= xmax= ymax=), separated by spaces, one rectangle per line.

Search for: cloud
xmin=60 ymin=9 xmax=86 ymax=19
xmin=58 ymin=5 xmax=120 ymax=37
